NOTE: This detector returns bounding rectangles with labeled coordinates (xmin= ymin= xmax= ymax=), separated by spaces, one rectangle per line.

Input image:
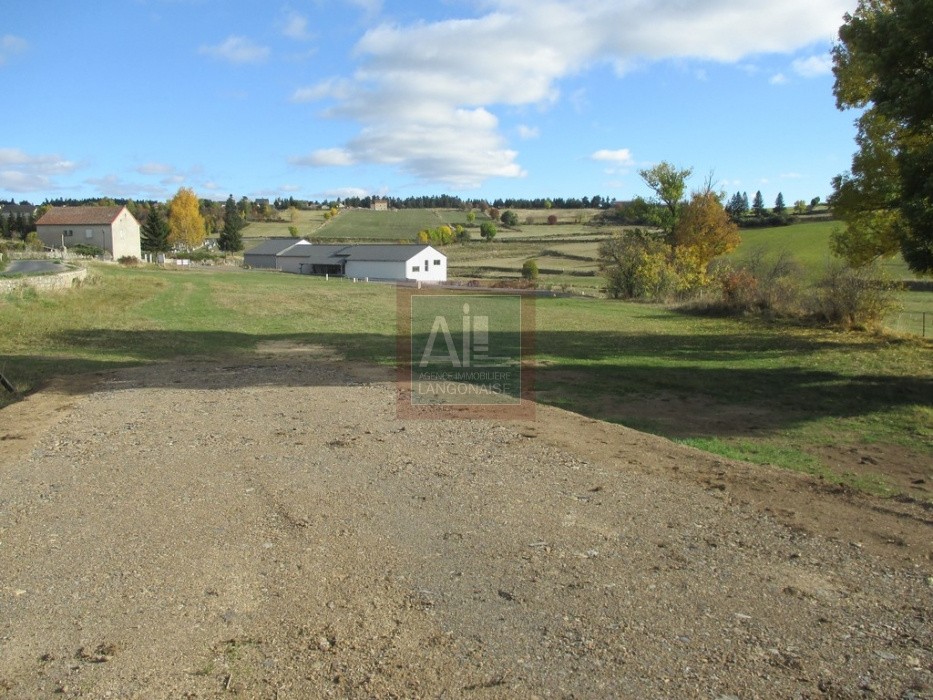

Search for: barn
xmin=243 ymin=239 xmax=306 ymax=269
xmin=242 ymin=241 xmax=447 ymax=281
xmin=339 ymin=245 xmax=446 ymax=282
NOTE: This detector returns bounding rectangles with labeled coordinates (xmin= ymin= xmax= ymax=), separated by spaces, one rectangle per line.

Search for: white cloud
xmin=345 ymin=0 xmax=382 ymax=17
xmin=199 ymin=36 xmax=270 ymax=64
xmin=136 ymin=162 xmax=174 ymax=175
xmin=85 ymin=175 xmax=171 ymax=199
xmin=303 ymin=0 xmax=850 ymax=187
xmin=770 ymin=73 xmax=788 ymax=85
xmin=517 ymin=124 xmax=540 ymax=140
xmin=281 ymin=12 xmax=312 ymax=41
xmin=291 ymin=149 xmax=357 ymax=167
xmin=324 ymin=187 xmax=371 ymax=200
xmin=792 ymin=53 xmax=833 ymax=78
xmin=0 ymin=148 xmax=78 ymax=193
xmin=290 ymin=78 xmax=352 ymax=103
xmin=0 ymin=34 xmax=28 ymax=65
xmin=591 ymin=149 xmax=634 ymax=166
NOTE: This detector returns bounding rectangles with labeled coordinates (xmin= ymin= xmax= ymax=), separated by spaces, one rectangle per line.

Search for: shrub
xmin=521 ymin=259 xmax=539 ymax=281
xmin=501 ymin=210 xmax=519 ymax=227
xmin=71 ymin=244 xmax=105 ymax=257
xmin=598 ymin=231 xmax=684 ymax=301
xmin=288 ymin=226 xmax=299 ymax=238
xmin=810 ymin=262 xmax=900 ymax=329
xmin=117 ymin=256 xmax=141 ymax=266
xmin=547 ymin=214 xmax=558 ymax=225
xmin=480 ymin=222 xmax=497 ymax=241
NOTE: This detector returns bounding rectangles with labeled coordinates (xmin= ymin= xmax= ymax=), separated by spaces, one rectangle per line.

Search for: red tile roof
xmin=36 ymin=205 xmax=126 ymax=226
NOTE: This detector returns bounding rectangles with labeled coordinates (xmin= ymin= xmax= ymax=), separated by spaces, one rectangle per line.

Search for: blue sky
xmin=2 ymin=0 xmax=857 ymax=206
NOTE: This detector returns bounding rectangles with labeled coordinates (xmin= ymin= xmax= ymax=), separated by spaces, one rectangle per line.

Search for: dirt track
xmin=0 ymin=353 xmax=931 ymax=698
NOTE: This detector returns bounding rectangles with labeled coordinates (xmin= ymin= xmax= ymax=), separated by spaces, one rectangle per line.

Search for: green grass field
xmin=1 ymin=264 xmax=929 ymax=499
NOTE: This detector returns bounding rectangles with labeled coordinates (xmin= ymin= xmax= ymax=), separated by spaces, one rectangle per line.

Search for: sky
xmin=2 ymin=0 xmax=859 ymax=206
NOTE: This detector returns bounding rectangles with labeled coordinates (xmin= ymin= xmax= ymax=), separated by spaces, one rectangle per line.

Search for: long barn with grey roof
xmin=243 ymin=241 xmax=447 ymax=281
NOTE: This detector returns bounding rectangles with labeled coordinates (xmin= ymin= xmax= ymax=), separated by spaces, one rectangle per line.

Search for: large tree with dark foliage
xmin=141 ymin=206 xmax=171 ymax=252
xmin=219 ymin=195 xmax=246 ymax=252
xmin=830 ymin=0 xmax=933 ymax=272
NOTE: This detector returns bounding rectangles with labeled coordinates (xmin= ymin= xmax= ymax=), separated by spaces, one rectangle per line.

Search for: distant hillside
xmin=725 ymin=220 xmax=919 ymax=282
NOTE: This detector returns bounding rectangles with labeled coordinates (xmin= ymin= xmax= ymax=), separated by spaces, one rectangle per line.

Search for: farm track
xmin=0 ymin=354 xmax=931 ymax=698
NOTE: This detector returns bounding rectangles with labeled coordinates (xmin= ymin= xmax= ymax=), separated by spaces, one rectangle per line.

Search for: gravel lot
xmin=0 ymin=353 xmax=930 ymax=698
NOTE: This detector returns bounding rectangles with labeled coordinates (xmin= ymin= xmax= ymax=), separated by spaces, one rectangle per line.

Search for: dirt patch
xmin=595 ymin=392 xmax=777 ymax=438
xmin=254 ymin=340 xmax=344 ymax=359
xmin=811 ymin=442 xmax=933 ymax=501
xmin=0 ymin=358 xmax=930 ymax=698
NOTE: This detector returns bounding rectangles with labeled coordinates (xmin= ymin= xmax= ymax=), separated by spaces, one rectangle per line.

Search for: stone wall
xmin=0 ymin=267 xmax=88 ymax=295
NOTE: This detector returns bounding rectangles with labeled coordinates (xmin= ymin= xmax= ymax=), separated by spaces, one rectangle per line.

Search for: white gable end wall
xmin=111 ymin=208 xmax=142 ymax=260
xmin=345 ymin=251 xmax=446 ymax=282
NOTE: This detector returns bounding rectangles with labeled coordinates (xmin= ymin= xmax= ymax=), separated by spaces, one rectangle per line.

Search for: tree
xmin=752 ymin=191 xmax=766 ymax=217
xmin=168 ymin=187 xmax=206 ymax=249
xmin=501 ymin=210 xmax=519 ymax=227
xmin=774 ymin=192 xmax=786 ymax=215
xmin=638 ymin=161 xmax=693 ymax=241
xmin=480 ymin=222 xmax=497 ymax=241
xmin=598 ymin=230 xmax=677 ymax=300
xmin=218 ymin=194 xmax=246 ymax=252
xmin=466 ymin=211 xmax=476 ymax=224
xmin=831 ymin=0 xmax=933 ymax=272
xmin=141 ymin=206 xmax=171 ymax=252
xmin=674 ymin=191 xmax=741 ymax=267
xmin=521 ymin=259 xmax=539 ymax=281
xmin=725 ymin=191 xmax=747 ymax=219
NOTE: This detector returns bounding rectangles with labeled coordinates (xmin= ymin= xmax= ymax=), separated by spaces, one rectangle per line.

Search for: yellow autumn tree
xmin=673 ymin=191 xmax=741 ymax=265
xmin=168 ymin=187 xmax=206 ymax=249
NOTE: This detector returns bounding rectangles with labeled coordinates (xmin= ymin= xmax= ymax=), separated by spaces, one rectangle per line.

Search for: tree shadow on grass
xmin=1 ymin=327 xmax=928 ymax=439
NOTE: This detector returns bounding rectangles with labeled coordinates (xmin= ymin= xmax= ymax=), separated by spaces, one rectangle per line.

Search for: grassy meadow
xmin=1 ymin=264 xmax=930 ymax=499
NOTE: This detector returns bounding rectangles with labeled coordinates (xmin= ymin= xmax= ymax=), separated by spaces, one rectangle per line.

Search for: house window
xmin=64 ymin=230 xmax=73 ymax=237
xmin=412 ymin=265 xmax=419 ymax=272
xmin=85 ymin=229 xmax=93 ymax=239
xmin=433 ymin=259 xmax=441 ymax=265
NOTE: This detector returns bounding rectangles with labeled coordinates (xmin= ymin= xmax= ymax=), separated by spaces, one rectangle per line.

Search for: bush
xmin=118 ymin=256 xmax=141 ymax=266
xmin=521 ymin=259 xmax=539 ymax=281
xmin=598 ymin=231 xmax=683 ymax=301
xmin=704 ymin=250 xmax=804 ymax=316
xmin=547 ymin=214 xmax=558 ymax=225
xmin=71 ymin=244 xmax=105 ymax=257
xmin=501 ymin=210 xmax=519 ymax=227
xmin=480 ymin=222 xmax=497 ymax=241
xmin=810 ymin=262 xmax=900 ymax=329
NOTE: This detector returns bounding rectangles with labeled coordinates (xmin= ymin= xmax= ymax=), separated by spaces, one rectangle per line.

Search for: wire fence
xmin=885 ymin=311 xmax=930 ymax=338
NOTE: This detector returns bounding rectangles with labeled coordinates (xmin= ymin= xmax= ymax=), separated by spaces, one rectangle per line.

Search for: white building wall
xmin=345 ymin=251 xmax=445 ymax=281
xmin=111 ymin=209 xmax=142 ymax=260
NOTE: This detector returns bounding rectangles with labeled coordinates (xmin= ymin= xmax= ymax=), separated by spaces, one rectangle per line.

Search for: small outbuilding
xmin=36 ymin=205 xmax=141 ymax=260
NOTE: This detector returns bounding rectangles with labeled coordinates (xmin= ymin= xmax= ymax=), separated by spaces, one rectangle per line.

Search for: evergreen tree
xmin=752 ymin=191 xmax=766 ymax=217
xmin=774 ymin=192 xmax=786 ymax=214
xmin=742 ymin=192 xmax=750 ymax=213
xmin=725 ymin=191 xmax=747 ymax=219
xmin=141 ymin=206 xmax=171 ymax=252
xmin=219 ymin=194 xmax=246 ymax=252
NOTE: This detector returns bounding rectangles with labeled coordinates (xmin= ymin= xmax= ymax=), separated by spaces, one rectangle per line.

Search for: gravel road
xmin=0 ymin=353 xmax=930 ymax=698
